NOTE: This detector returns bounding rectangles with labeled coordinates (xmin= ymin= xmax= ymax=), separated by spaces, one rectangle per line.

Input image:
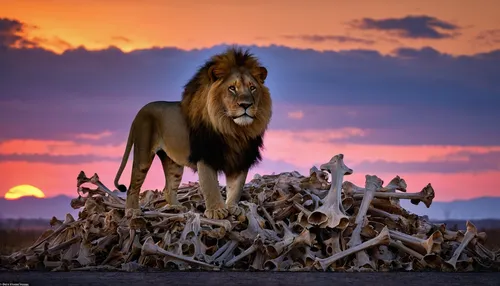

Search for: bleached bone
xmin=75 ymin=241 xmax=95 ymax=266
xmin=263 ymin=252 xmax=288 ymax=270
xmin=250 ymin=251 xmax=266 ymax=270
xmin=444 ymin=221 xmax=478 ymax=270
xmin=308 ymin=154 xmax=352 ymax=229
xmin=323 ymin=232 xmax=342 ymax=256
xmin=141 ymin=237 xmax=215 ymax=269
xmin=347 ymin=174 xmax=382 ymax=270
xmin=301 ymin=189 xmax=322 ymax=210
xmin=342 ymin=175 xmax=406 ymax=195
xmin=259 ymin=205 xmax=279 ymax=233
xmin=225 ymin=236 xmax=263 ymax=267
xmin=353 ymin=183 xmax=435 ymax=208
xmin=309 ymin=166 xmax=329 ymax=184
xmin=70 ymin=196 xmax=87 ymax=209
xmin=367 ymin=206 xmax=414 ymax=232
xmin=143 ymin=211 xmax=232 ymax=231
xmin=212 ymin=240 xmax=239 ymax=266
xmin=263 ymin=193 xmax=302 ymax=209
xmin=265 ymin=221 xmax=312 ymax=258
xmin=316 ymin=226 xmax=391 ymax=271
xmin=101 ymin=245 xmax=125 ymax=266
xmin=389 ymin=229 xmax=443 ymax=255
xmin=240 ymin=201 xmax=280 ymax=242
xmin=90 ymin=173 xmax=126 ymax=204
xmin=29 ymin=213 xmax=76 ymax=250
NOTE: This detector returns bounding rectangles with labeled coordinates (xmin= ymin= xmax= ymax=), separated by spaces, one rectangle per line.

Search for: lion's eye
xmin=250 ymin=86 xmax=256 ymax=92
xmin=228 ymin=86 xmax=236 ymax=92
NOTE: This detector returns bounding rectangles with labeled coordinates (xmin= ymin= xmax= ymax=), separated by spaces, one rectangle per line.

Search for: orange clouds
xmin=2 ymin=0 xmax=499 ymax=55
xmin=0 ymin=139 xmax=124 ymax=157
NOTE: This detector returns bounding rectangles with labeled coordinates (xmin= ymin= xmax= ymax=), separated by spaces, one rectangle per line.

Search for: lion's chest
xmin=187 ymin=126 xmax=263 ymax=175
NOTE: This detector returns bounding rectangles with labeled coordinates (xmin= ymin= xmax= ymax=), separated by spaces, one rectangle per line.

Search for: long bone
xmin=367 ymin=206 xmax=414 ymax=232
xmin=141 ymin=237 xmax=216 ymax=269
xmin=225 ymin=236 xmax=264 ymax=267
xmin=250 ymin=250 xmax=266 ymax=270
xmin=143 ymin=211 xmax=233 ymax=231
xmin=29 ymin=213 xmax=76 ymax=250
xmin=77 ymin=171 xmax=124 ymax=204
xmin=389 ymin=240 xmax=436 ymax=269
xmin=444 ymin=221 xmax=478 ymax=270
xmin=213 ymin=240 xmax=239 ymax=266
xmin=389 ymin=229 xmax=443 ymax=255
xmin=315 ymin=226 xmax=391 ymax=271
xmin=353 ymin=183 xmax=435 ymax=208
xmin=265 ymin=221 xmax=312 ymax=259
xmin=342 ymin=175 xmax=407 ymax=196
xmin=308 ymin=154 xmax=353 ymax=229
xmin=346 ymin=175 xmax=383 ymax=270
xmin=240 ymin=201 xmax=280 ymax=242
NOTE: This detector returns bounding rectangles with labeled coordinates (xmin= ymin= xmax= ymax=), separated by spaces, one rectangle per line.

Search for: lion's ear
xmin=208 ymin=65 xmax=225 ymax=82
xmin=258 ymin=67 xmax=268 ymax=83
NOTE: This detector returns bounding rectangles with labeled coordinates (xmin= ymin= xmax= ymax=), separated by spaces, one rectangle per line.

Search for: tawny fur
xmin=114 ymin=47 xmax=272 ymax=220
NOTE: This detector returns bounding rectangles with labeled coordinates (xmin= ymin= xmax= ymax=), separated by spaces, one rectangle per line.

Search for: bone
xmin=316 ymin=226 xmax=391 ymax=271
xmin=444 ymin=221 xmax=478 ymax=270
xmin=346 ymin=175 xmax=383 ymax=270
xmin=308 ymin=154 xmax=352 ymax=229
xmin=353 ymin=183 xmax=435 ymax=208
xmin=389 ymin=229 xmax=443 ymax=255
xmin=141 ymin=237 xmax=216 ymax=269
xmin=3 ymin=153 xmax=498 ymax=273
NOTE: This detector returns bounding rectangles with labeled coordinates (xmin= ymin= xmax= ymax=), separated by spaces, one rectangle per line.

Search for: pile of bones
xmin=1 ymin=154 xmax=499 ymax=272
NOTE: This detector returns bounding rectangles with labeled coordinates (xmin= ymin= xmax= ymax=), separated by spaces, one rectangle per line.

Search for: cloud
xmin=0 ymin=33 xmax=499 ymax=148
xmin=75 ymin=131 xmax=113 ymax=140
xmin=287 ymin=110 xmax=304 ymax=119
xmin=112 ymin=36 xmax=131 ymax=43
xmin=350 ymin=15 xmax=460 ymax=39
xmin=475 ymin=29 xmax=500 ymax=46
xmin=0 ymin=18 xmax=37 ymax=48
xmin=0 ymin=154 xmax=118 ymax=165
xmin=282 ymin=34 xmax=375 ymax=45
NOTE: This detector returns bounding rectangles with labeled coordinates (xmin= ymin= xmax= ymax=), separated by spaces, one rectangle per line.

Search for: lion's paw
xmin=204 ymin=207 xmax=229 ymax=220
xmin=228 ymin=205 xmax=244 ymax=217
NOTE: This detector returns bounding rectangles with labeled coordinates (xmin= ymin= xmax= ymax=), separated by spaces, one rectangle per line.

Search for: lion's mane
xmin=180 ymin=47 xmax=272 ymax=177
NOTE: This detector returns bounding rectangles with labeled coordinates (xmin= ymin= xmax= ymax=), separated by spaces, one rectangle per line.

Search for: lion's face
xmin=220 ymin=70 xmax=263 ymax=126
xmin=206 ymin=67 xmax=271 ymax=136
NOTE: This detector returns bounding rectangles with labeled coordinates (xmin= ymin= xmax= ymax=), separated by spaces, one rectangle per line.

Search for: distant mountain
xmin=0 ymin=195 xmax=79 ymax=220
xmin=401 ymin=197 xmax=500 ymax=220
xmin=0 ymin=195 xmax=499 ymax=221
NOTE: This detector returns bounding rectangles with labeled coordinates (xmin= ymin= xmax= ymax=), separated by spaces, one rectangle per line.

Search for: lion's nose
xmin=238 ymin=102 xmax=253 ymax=109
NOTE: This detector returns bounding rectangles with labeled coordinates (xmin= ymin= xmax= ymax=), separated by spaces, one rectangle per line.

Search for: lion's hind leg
xmin=125 ymin=123 xmax=156 ymax=218
xmin=157 ymin=150 xmax=184 ymax=207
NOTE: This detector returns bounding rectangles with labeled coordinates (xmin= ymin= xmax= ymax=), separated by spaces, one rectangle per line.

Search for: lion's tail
xmin=114 ymin=123 xmax=134 ymax=193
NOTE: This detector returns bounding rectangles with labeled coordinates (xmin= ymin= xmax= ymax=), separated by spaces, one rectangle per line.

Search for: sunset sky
xmin=1 ymin=0 xmax=499 ymax=202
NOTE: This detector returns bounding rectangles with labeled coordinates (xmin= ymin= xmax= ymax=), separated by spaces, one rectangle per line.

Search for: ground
xmin=1 ymin=271 xmax=500 ymax=286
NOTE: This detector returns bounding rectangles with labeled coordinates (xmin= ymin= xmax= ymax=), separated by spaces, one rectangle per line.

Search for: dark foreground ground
xmin=1 ymin=271 xmax=500 ymax=286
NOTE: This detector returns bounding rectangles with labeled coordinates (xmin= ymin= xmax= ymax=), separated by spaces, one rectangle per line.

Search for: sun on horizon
xmin=5 ymin=185 xmax=46 ymax=200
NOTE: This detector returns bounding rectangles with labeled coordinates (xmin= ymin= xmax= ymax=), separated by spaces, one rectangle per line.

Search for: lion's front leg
xmin=225 ymin=170 xmax=248 ymax=216
xmin=197 ymin=161 xmax=229 ymax=219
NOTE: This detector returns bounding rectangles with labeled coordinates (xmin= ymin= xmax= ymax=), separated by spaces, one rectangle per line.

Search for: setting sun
xmin=5 ymin=185 xmax=46 ymax=200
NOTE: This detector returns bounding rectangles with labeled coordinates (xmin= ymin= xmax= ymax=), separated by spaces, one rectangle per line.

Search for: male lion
xmin=114 ymin=47 xmax=272 ymax=219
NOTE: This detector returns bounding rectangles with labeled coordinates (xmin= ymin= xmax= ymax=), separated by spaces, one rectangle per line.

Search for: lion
xmin=113 ymin=47 xmax=272 ymax=219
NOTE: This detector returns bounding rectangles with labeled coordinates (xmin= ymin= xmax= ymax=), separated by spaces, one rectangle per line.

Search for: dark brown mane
xmin=181 ymin=46 xmax=263 ymax=104
xmin=179 ymin=46 xmax=272 ymax=176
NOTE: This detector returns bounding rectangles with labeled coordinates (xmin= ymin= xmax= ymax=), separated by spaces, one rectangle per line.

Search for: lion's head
xmin=181 ymin=47 xmax=272 ymax=139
